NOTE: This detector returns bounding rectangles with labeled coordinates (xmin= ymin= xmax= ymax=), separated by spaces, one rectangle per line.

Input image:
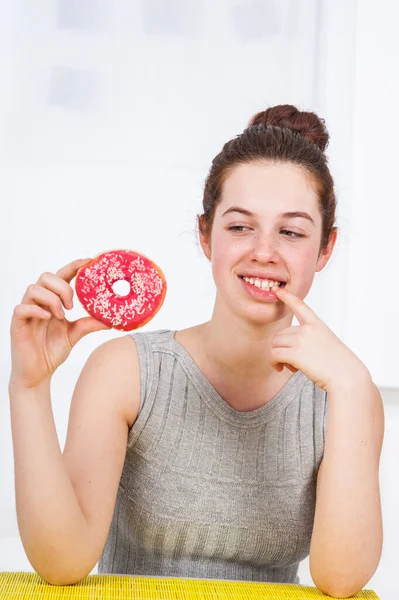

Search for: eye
xmin=228 ymin=226 xmax=251 ymax=232
xmin=280 ymin=230 xmax=305 ymax=238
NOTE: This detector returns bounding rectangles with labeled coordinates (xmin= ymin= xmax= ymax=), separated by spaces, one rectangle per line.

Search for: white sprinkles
xmin=78 ymin=252 xmax=164 ymax=328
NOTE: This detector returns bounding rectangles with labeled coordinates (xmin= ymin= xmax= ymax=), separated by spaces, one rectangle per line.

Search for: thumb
xmin=68 ymin=316 xmax=112 ymax=347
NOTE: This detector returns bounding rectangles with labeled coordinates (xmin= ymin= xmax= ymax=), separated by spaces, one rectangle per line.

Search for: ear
xmin=199 ymin=229 xmax=212 ymax=260
xmin=315 ymin=228 xmax=337 ymax=273
xmin=198 ymin=216 xmax=212 ymax=260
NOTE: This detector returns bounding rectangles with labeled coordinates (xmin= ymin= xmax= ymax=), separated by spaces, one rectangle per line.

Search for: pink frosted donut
xmin=75 ymin=250 xmax=167 ymax=331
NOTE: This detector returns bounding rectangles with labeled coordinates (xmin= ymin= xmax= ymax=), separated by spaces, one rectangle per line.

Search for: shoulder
xmin=89 ymin=334 xmax=139 ymax=370
xmin=89 ymin=329 xmax=177 ymax=427
xmin=129 ymin=328 xmax=176 ymax=353
xmin=92 ymin=329 xmax=175 ymax=365
xmin=82 ymin=335 xmax=141 ymax=428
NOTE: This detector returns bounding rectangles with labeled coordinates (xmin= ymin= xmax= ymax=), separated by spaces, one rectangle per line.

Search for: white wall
xmin=1 ymin=1 xmax=397 ymax=598
xmin=346 ymin=2 xmax=399 ymax=597
xmin=346 ymin=0 xmax=399 ymax=390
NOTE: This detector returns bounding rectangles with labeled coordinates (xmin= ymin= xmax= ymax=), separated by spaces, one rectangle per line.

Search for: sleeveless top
xmin=98 ymin=329 xmax=328 ymax=583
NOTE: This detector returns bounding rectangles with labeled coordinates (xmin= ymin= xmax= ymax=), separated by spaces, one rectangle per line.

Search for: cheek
xmin=210 ymin=242 xmax=232 ymax=282
xmin=291 ymin=246 xmax=319 ymax=294
xmin=209 ymin=234 xmax=244 ymax=283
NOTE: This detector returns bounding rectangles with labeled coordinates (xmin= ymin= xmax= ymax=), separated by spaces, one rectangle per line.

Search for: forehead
xmin=217 ymin=162 xmax=320 ymax=217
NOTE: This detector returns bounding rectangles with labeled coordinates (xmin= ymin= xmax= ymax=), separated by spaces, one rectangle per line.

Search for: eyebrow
xmin=221 ymin=206 xmax=315 ymax=226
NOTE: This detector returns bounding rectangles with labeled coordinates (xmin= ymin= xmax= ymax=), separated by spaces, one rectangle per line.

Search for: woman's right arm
xmin=9 ymin=260 xmax=140 ymax=585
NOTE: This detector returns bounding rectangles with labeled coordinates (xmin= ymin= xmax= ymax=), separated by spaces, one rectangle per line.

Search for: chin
xmin=239 ymin=305 xmax=289 ymax=326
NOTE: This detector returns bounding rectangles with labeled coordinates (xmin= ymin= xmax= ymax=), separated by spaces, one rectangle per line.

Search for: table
xmin=0 ymin=572 xmax=380 ymax=599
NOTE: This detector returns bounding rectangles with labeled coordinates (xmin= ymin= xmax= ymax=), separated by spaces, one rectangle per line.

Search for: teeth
xmin=242 ymin=276 xmax=282 ymax=290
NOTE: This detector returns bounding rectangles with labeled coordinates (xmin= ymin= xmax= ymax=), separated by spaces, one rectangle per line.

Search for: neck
xmin=198 ymin=295 xmax=294 ymax=380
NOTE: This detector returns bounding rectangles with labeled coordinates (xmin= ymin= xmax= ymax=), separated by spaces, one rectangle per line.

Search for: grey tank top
xmin=98 ymin=329 xmax=328 ymax=584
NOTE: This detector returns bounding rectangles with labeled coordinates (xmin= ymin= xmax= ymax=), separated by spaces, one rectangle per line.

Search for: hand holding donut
xmin=10 ymin=251 xmax=167 ymax=391
xmin=10 ymin=258 xmax=112 ymax=391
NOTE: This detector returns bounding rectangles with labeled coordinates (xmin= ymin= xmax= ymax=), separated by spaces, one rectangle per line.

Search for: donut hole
xmin=112 ymin=279 xmax=131 ymax=297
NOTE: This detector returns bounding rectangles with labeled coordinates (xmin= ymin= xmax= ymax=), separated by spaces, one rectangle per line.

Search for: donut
xmin=75 ymin=250 xmax=167 ymax=331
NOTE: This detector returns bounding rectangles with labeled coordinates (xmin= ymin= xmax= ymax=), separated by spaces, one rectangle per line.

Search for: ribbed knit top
xmin=98 ymin=329 xmax=328 ymax=583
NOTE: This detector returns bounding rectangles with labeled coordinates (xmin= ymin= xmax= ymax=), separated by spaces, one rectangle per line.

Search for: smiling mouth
xmin=238 ymin=275 xmax=287 ymax=291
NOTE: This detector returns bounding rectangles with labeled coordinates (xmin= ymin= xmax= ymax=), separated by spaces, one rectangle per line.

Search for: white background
xmin=0 ymin=1 xmax=398 ymax=598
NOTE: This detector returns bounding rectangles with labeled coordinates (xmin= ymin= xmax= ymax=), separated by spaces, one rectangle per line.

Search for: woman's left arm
xmin=271 ymin=287 xmax=384 ymax=598
xmin=309 ymin=377 xmax=384 ymax=598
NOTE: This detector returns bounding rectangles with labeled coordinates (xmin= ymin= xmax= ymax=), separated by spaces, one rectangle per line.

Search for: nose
xmin=248 ymin=232 xmax=279 ymax=263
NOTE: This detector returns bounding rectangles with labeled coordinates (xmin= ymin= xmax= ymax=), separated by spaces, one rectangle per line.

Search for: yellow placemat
xmin=0 ymin=572 xmax=380 ymax=599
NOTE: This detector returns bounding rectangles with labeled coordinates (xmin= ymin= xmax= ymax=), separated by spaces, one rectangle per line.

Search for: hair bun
xmin=248 ymin=104 xmax=329 ymax=152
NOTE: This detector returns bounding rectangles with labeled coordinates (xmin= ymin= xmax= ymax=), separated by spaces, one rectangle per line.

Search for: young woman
xmin=9 ymin=105 xmax=384 ymax=597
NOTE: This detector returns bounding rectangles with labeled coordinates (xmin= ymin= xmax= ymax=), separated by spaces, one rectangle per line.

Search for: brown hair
xmin=198 ymin=104 xmax=337 ymax=252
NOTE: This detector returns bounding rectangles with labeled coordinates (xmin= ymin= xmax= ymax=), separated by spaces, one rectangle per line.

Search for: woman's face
xmin=200 ymin=161 xmax=336 ymax=325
